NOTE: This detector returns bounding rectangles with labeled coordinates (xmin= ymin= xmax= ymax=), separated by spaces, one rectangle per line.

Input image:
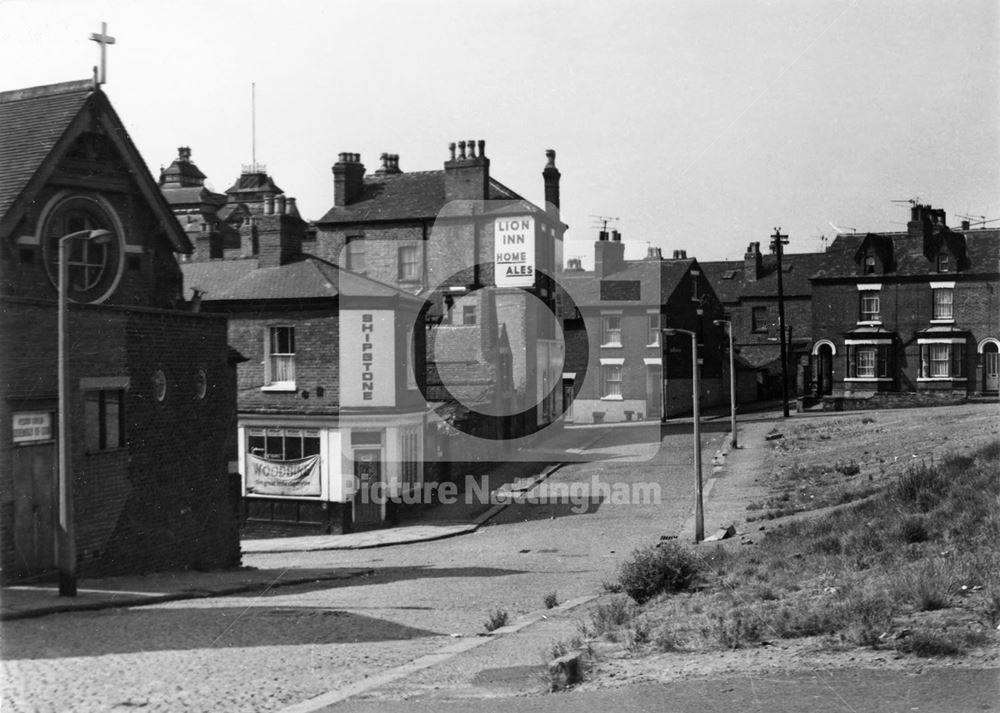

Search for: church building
xmin=0 ymin=79 xmax=240 ymax=581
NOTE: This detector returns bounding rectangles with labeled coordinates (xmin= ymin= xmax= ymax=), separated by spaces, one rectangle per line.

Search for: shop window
xmin=859 ymin=291 xmax=880 ymax=322
xmin=398 ymin=245 xmax=419 ymax=281
xmin=265 ymin=326 xmax=295 ymax=387
xmin=85 ymin=389 xmax=124 ymax=452
xmin=601 ymin=363 xmax=623 ymax=398
xmin=647 ymin=313 xmax=661 ymax=346
xmin=346 ymin=236 xmax=365 ymax=273
xmin=932 ymin=288 xmax=953 ymax=320
xmin=846 ymin=344 xmax=890 ymax=379
xmin=601 ymin=314 xmax=622 ymax=346
xmin=919 ymin=343 xmax=966 ymax=379
xmin=751 ymin=306 xmax=768 ymax=333
xmin=248 ymin=427 xmax=320 ymax=461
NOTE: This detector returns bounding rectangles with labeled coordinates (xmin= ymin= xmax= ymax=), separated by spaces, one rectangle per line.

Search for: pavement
xmin=0 ymin=405 xmax=753 ymax=622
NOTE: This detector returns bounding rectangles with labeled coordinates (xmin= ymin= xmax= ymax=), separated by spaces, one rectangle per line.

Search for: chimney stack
xmin=543 ymin=149 xmax=561 ymax=211
xmin=595 ymin=229 xmax=625 ymax=277
xmin=646 ymin=246 xmax=662 ymax=260
xmin=375 ymin=152 xmax=402 ymax=176
xmin=444 ymin=138 xmax=490 ymax=201
xmin=744 ymin=241 xmax=763 ymax=281
xmin=332 ymin=152 xmax=366 ymax=206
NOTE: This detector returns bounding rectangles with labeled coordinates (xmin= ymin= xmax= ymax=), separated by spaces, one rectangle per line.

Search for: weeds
xmin=617 ymin=543 xmax=700 ymax=604
xmin=484 ymin=608 xmax=509 ymax=632
xmin=543 ymin=592 xmax=559 ymax=609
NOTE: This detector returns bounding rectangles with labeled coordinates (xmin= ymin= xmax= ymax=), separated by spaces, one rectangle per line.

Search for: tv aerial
xmin=828 ymin=221 xmax=856 ymax=234
xmin=957 ymin=213 xmax=1000 ymax=228
xmin=589 ymin=215 xmax=620 ymax=232
xmin=891 ymin=197 xmax=921 ymax=207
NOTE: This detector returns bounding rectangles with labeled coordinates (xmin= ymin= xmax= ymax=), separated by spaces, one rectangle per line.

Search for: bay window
xmin=919 ymin=341 xmax=966 ymax=380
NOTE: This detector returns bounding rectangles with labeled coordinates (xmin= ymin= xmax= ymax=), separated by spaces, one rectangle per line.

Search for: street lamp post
xmin=57 ymin=228 xmax=111 ymax=597
xmin=713 ymin=319 xmax=737 ymax=449
xmin=663 ymin=327 xmax=703 ymax=543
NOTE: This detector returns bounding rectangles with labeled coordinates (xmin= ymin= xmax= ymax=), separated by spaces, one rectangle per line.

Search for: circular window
xmin=153 ymin=369 xmax=167 ymax=402
xmin=40 ymin=193 xmax=124 ymax=304
xmin=194 ymin=368 xmax=208 ymax=400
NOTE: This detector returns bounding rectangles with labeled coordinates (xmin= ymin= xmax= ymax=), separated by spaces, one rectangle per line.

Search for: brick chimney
xmin=444 ymin=139 xmax=490 ymax=201
xmin=543 ymin=149 xmax=560 ymax=211
xmin=257 ymin=213 xmax=303 ymax=268
xmin=744 ymin=241 xmax=763 ymax=281
xmin=595 ymin=229 xmax=625 ymax=277
xmin=332 ymin=153 xmax=366 ymax=206
xmin=375 ymin=152 xmax=403 ymax=176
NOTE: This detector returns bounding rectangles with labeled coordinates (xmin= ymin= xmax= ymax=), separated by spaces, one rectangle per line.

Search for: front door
xmin=817 ymin=345 xmax=834 ymax=396
xmin=352 ymin=449 xmax=383 ymax=526
xmin=12 ymin=443 xmax=57 ymax=577
xmin=984 ymin=346 xmax=999 ymax=393
xmin=646 ymin=365 xmax=663 ymax=421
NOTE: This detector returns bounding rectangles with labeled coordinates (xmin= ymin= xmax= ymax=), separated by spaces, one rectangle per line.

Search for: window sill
xmin=845 ymin=377 xmax=892 ymax=382
xmin=600 ymin=395 xmax=624 ymax=401
xmin=646 ymin=342 xmax=661 ymax=349
xmin=261 ymin=383 xmax=297 ymax=392
xmin=856 ymin=320 xmax=882 ymax=326
xmin=917 ymin=377 xmax=967 ymax=382
xmin=929 ymin=319 xmax=955 ymax=324
xmin=600 ymin=343 xmax=624 ymax=349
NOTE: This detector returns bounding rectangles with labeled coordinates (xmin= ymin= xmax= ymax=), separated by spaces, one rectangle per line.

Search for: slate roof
xmin=225 ymin=171 xmax=284 ymax=196
xmin=812 ymin=229 xmax=1000 ymax=279
xmin=161 ymin=186 xmax=227 ymax=207
xmin=0 ymin=79 xmax=190 ymax=253
xmin=558 ymin=259 xmax=695 ymax=307
xmin=701 ymin=252 xmax=827 ymax=303
xmin=316 ymin=172 xmax=544 ymax=224
xmin=181 ymin=255 xmax=422 ymax=303
xmin=0 ymin=79 xmax=93 ymax=221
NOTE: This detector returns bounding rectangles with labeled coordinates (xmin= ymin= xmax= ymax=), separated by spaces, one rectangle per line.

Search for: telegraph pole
xmin=771 ymin=228 xmax=790 ymax=418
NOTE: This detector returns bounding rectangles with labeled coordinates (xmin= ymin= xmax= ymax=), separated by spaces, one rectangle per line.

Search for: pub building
xmin=181 ymin=214 xmax=427 ymax=533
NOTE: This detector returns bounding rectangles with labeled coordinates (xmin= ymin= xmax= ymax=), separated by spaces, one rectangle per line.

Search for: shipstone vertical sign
xmin=494 ymin=216 xmax=535 ymax=287
xmin=339 ymin=310 xmax=396 ymax=407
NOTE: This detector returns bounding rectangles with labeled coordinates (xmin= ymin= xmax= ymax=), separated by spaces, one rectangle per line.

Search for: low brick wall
xmin=822 ymin=390 xmax=968 ymax=411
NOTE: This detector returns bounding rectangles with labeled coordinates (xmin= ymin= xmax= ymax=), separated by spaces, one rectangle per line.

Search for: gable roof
xmin=558 ymin=258 xmax=697 ymax=307
xmin=812 ymin=229 xmax=1000 ymax=279
xmin=701 ymin=251 xmax=827 ymax=302
xmin=180 ymin=254 xmax=424 ymax=305
xmin=0 ymin=79 xmax=190 ymax=252
xmin=0 ymin=80 xmax=93 ymax=221
xmin=316 ymin=171 xmax=550 ymax=224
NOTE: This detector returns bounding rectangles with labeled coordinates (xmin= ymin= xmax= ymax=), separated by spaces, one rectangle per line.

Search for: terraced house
xmin=810 ymin=205 xmax=1000 ymax=404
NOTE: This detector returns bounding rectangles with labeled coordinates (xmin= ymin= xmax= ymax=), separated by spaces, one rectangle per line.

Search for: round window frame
xmin=194 ymin=368 xmax=208 ymax=400
xmin=153 ymin=369 xmax=167 ymax=402
xmin=37 ymin=191 xmax=126 ymax=305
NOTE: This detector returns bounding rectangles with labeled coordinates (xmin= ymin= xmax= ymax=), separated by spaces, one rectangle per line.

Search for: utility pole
xmin=771 ymin=228 xmax=790 ymax=418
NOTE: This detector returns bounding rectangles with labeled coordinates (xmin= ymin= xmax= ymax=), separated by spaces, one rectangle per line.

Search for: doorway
xmin=646 ymin=364 xmax=663 ymax=421
xmin=984 ymin=342 xmax=999 ymax=393
xmin=816 ymin=343 xmax=834 ymax=396
xmin=352 ymin=449 xmax=383 ymax=526
xmin=12 ymin=442 xmax=57 ymax=577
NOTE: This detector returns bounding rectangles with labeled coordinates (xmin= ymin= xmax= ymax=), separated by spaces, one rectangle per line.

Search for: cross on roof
xmin=89 ymin=22 xmax=116 ymax=85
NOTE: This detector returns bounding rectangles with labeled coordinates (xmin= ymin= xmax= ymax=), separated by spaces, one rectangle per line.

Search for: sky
xmin=2 ymin=0 xmax=997 ymax=266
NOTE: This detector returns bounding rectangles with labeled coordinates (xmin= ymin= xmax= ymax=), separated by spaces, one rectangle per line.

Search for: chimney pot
xmin=599 ymin=230 xmax=608 ymax=241
xmin=449 ymin=142 xmax=456 ymax=161
xmin=478 ymin=140 xmax=485 ymax=158
xmin=264 ymin=195 xmax=275 ymax=215
xmin=961 ymin=220 xmax=970 ymax=230
xmin=380 ymin=152 xmax=389 ymax=169
xmin=468 ymin=140 xmax=476 ymax=159
xmin=275 ymin=194 xmax=286 ymax=214
xmin=178 ymin=146 xmax=192 ymax=161
xmin=458 ymin=140 xmax=467 ymax=160
xmin=545 ymin=149 xmax=556 ymax=168
xmin=611 ymin=229 xmax=621 ymax=242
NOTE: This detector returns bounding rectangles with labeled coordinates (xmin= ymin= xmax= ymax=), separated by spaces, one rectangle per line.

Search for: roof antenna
xmin=589 ymin=215 xmax=620 ymax=231
xmin=251 ymin=82 xmax=256 ymax=169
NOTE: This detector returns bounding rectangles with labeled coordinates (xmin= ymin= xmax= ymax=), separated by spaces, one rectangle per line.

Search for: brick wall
xmin=0 ymin=298 xmax=239 ymax=581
